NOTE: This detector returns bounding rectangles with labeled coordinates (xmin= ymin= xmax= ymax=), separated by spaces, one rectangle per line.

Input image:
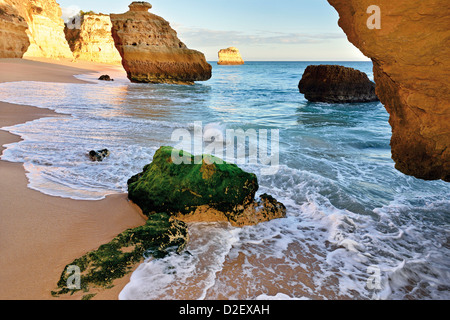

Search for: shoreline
xmin=0 ymin=58 xmax=146 ymax=300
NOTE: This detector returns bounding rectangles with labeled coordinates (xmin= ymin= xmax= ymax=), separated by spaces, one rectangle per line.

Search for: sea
xmin=0 ymin=61 xmax=449 ymax=300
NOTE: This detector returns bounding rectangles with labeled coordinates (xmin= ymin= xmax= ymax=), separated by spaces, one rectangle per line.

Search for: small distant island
xmin=217 ymin=47 xmax=244 ymax=65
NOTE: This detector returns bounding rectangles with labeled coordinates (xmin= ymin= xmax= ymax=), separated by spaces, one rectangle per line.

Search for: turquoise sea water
xmin=0 ymin=61 xmax=449 ymax=299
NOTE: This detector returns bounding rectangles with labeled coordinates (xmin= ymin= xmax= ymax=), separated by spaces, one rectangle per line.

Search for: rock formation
xmin=327 ymin=0 xmax=450 ymax=182
xmin=1 ymin=0 xmax=73 ymax=59
xmin=65 ymin=14 xmax=121 ymax=64
xmin=218 ymin=47 xmax=245 ymax=65
xmin=127 ymin=146 xmax=286 ymax=227
xmin=110 ymin=2 xmax=212 ymax=85
xmin=0 ymin=1 xmax=30 ymax=58
xmin=98 ymin=74 xmax=114 ymax=81
xmin=298 ymin=65 xmax=378 ymax=103
xmin=52 ymin=212 xmax=188 ymax=298
xmin=88 ymin=149 xmax=110 ymax=161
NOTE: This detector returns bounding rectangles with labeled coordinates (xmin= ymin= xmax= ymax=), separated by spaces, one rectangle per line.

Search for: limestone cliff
xmin=2 ymin=0 xmax=73 ymax=59
xmin=0 ymin=1 xmax=30 ymax=58
xmin=218 ymin=47 xmax=244 ymax=65
xmin=110 ymin=2 xmax=212 ymax=85
xmin=65 ymin=14 xmax=121 ymax=64
xmin=327 ymin=0 xmax=450 ymax=182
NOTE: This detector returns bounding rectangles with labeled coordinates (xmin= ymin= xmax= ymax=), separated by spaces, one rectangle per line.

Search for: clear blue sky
xmin=58 ymin=0 xmax=369 ymax=61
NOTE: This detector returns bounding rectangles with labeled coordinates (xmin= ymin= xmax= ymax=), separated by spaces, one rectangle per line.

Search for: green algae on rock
xmin=52 ymin=212 xmax=188 ymax=298
xmin=128 ymin=146 xmax=286 ymax=227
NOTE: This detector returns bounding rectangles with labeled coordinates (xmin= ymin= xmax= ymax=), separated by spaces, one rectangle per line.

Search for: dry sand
xmin=0 ymin=58 xmax=147 ymax=300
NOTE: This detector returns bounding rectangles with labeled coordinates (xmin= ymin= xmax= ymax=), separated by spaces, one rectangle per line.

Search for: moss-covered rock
xmin=128 ymin=146 xmax=258 ymax=216
xmin=128 ymin=146 xmax=286 ymax=227
xmin=52 ymin=212 xmax=188 ymax=297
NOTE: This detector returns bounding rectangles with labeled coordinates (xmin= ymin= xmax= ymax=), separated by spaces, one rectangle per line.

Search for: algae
xmin=52 ymin=212 xmax=188 ymax=296
xmin=127 ymin=146 xmax=259 ymax=218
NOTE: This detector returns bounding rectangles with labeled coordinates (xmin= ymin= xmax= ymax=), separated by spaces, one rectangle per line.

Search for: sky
xmin=57 ymin=0 xmax=369 ymax=61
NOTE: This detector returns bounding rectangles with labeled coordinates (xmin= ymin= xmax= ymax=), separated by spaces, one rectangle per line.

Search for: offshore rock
xmin=298 ymin=65 xmax=379 ymax=103
xmin=127 ymin=146 xmax=286 ymax=227
xmin=110 ymin=2 xmax=212 ymax=85
xmin=218 ymin=47 xmax=245 ymax=65
xmin=65 ymin=14 xmax=122 ymax=64
xmin=0 ymin=1 xmax=30 ymax=58
xmin=327 ymin=0 xmax=450 ymax=182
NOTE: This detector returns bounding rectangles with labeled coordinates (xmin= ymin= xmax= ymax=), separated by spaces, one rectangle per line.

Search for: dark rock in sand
xmin=298 ymin=65 xmax=379 ymax=103
xmin=88 ymin=149 xmax=110 ymax=161
xmin=127 ymin=146 xmax=286 ymax=227
xmin=98 ymin=74 xmax=114 ymax=81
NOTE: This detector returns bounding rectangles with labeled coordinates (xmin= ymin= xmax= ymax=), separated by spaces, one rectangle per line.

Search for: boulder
xmin=98 ymin=74 xmax=113 ymax=81
xmin=298 ymin=65 xmax=379 ymax=103
xmin=88 ymin=149 xmax=110 ymax=161
xmin=218 ymin=47 xmax=245 ymax=65
xmin=327 ymin=0 xmax=450 ymax=182
xmin=110 ymin=2 xmax=212 ymax=85
xmin=127 ymin=146 xmax=286 ymax=227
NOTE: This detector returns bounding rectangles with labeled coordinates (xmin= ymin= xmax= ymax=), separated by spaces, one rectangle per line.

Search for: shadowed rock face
xmin=298 ymin=65 xmax=379 ymax=103
xmin=327 ymin=0 xmax=450 ymax=182
xmin=0 ymin=1 xmax=30 ymax=58
xmin=110 ymin=2 xmax=212 ymax=85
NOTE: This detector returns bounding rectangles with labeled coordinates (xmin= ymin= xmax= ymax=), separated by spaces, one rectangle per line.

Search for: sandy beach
xmin=0 ymin=58 xmax=146 ymax=300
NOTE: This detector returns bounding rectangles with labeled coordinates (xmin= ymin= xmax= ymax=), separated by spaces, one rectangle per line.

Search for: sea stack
xmin=218 ymin=47 xmax=244 ymax=65
xmin=298 ymin=65 xmax=379 ymax=103
xmin=110 ymin=2 xmax=212 ymax=85
xmin=327 ymin=0 xmax=449 ymax=182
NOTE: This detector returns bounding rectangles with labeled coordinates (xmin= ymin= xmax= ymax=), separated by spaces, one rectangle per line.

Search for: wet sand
xmin=0 ymin=58 xmax=146 ymax=300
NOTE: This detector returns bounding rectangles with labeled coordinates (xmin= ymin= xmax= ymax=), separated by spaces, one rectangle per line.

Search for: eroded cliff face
xmin=65 ymin=14 xmax=121 ymax=64
xmin=2 ymin=0 xmax=72 ymax=59
xmin=218 ymin=47 xmax=244 ymax=65
xmin=327 ymin=0 xmax=450 ymax=182
xmin=0 ymin=1 xmax=30 ymax=58
xmin=110 ymin=2 xmax=212 ymax=84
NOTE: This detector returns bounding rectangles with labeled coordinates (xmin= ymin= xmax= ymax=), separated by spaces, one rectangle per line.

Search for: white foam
xmin=255 ymin=293 xmax=310 ymax=300
xmin=119 ymin=222 xmax=240 ymax=300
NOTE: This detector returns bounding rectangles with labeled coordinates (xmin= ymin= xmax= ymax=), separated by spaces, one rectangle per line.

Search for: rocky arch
xmin=327 ymin=0 xmax=449 ymax=182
